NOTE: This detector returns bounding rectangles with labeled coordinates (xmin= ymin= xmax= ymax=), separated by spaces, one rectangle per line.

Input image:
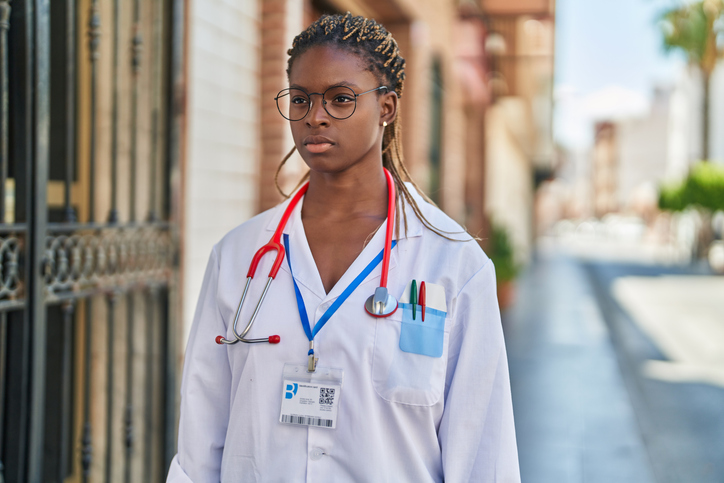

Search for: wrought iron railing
xmin=0 ymin=1 xmax=184 ymax=482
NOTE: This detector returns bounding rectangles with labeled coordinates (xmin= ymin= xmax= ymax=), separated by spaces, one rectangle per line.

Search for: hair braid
xmin=280 ymin=12 xmax=467 ymax=241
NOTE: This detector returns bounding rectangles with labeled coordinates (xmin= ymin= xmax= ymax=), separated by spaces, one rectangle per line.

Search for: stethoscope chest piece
xmin=364 ymin=286 xmax=398 ymax=318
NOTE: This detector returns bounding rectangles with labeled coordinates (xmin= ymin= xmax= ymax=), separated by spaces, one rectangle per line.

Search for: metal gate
xmin=0 ymin=0 xmax=184 ymax=481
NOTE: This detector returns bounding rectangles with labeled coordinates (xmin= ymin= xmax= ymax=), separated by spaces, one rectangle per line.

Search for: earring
xmin=383 ymin=121 xmax=388 ymax=127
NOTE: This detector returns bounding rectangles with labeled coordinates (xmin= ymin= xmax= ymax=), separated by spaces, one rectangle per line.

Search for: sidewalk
xmin=612 ymin=276 xmax=724 ymax=388
xmin=503 ymin=254 xmax=655 ymax=483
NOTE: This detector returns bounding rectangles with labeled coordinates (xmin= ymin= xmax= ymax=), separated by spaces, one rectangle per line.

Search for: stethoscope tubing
xmin=215 ymin=185 xmax=309 ymax=345
xmin=380 ymin=169 xmax=395 ymax=289
xmin=215 ymin=277 xmax=279 ymax=344
xmin=215 ymin=169 xmax=397 ymax=345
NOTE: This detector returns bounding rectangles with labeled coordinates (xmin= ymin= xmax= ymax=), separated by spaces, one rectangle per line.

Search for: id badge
xmin=279 ymin=363 xmax=343 ymax=429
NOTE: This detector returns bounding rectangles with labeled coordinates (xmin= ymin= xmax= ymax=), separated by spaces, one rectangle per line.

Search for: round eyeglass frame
xmin=274 ymin=85 xmax=389 ymax=121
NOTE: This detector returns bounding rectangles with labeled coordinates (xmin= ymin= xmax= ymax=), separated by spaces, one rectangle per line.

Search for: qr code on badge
xmin=319 ymin=387 xmax=335 ymax=405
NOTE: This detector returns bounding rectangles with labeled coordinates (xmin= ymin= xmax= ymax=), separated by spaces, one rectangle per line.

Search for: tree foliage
xmin=660 ymin=1 xmax=723 ymax=74
xmin=659 ymin=162 xmax=724 ymax=212
xmin=661 ymin=0 xmax=724 ymax=72
xmin=659 ymin=0 xmax=724 ymax=159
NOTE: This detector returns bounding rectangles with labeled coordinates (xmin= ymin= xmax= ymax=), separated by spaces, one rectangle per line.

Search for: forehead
xmin=289 ymin=45 xmax=377 ymax=90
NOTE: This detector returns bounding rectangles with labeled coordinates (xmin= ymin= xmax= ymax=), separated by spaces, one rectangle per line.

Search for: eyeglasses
xmin=274 ymin=85 xmax=388 ymax=121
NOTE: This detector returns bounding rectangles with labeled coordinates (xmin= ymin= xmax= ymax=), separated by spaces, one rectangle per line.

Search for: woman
xmin=168 ymin=13 xmax=519 ymax=482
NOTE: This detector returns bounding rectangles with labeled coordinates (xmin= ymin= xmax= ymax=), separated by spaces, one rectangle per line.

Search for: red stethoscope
xmin=215 ymin=168 xmax=398 ymax=346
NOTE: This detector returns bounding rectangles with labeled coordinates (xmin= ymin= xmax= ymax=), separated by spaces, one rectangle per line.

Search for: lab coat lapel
xmin=268 ymin=183 xmax=425 ymax=304
xmin=279 ymin=207 xmax=399 ymax=304
xmin=323 ymin=191 xmax=425 ymax=301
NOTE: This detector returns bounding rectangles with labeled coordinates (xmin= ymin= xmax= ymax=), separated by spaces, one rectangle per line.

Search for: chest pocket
xmin=371 ymin=303 xmax=450 ymax=406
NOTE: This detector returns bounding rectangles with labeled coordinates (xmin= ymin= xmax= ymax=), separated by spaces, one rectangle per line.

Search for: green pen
xmin=410 ymin=279 xmax=417 ymax=320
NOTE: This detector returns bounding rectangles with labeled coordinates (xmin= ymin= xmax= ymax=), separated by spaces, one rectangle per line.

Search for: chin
xmin=307 ymin=161 xmax=352 ymax=176
xmin=299 ymin=151 xmax=346 ymax=173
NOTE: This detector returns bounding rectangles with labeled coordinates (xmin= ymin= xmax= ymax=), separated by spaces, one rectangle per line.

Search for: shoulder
xmin=403 ymin=183 xmax=488 ymax=260
xmin=401 ymin=183 xmax=466 ymax=236
xmin=399 ymin=183 xmax=492 ymax=291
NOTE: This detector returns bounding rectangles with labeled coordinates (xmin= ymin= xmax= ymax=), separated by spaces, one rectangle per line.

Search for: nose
xmin=306 ymin=93 xmax=330 ymax=127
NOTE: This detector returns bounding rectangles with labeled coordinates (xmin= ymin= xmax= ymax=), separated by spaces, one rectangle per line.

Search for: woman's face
xmin=287 ymin=45 xmax=396 ymax=176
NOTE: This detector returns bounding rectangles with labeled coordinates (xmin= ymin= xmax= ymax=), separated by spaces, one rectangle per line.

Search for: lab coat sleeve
xmin=167 ymin=247 xmax=231 ymax=483
xmin=438 ymin=259 xmax=521 ymax=483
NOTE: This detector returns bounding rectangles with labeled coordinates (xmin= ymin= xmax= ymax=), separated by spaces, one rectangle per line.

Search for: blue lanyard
xmin=283 ymin=234 xmax=397 ymax=354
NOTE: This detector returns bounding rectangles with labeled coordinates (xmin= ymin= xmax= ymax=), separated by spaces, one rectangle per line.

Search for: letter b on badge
xmin=285 ymin=383 xmax=298 ymax=399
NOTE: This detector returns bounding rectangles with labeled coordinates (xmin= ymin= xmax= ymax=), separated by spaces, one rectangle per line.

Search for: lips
xmin=304 ymin=135 xmax=335 ymax=154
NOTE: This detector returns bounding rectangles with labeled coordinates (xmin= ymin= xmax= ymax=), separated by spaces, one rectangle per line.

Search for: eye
xmin=291 ymin=96 xmax=309 ymax=105
xmin=332 ymin=94 xmax=355 ymax=103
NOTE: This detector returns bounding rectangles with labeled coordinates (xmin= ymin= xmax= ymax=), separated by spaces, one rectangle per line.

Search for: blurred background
xmin=1 ymin=0 xmax=723 ymax=481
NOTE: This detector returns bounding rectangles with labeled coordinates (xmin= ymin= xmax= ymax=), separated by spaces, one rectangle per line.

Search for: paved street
xmin=504 ymin=254 xmax=654 ymax=483
xmin=583 ymin=260 xmax=724 ymax=483
xmin=611 ymin=275 xmax=724 ymax=387
xmin=504 ymin=252 xmax=724 ymax=483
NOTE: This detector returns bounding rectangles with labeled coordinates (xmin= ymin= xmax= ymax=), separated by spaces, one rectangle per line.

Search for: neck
xmin=302 ymin=164 xmax=388 ymax=221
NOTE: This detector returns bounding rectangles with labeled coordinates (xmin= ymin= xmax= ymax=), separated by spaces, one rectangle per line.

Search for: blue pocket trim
xmin=399 ymin=303 xmax=446 ymax=358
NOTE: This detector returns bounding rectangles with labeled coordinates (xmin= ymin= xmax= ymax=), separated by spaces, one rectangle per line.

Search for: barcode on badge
xmin=281 ymin=415 xmax=333 ymax=427
xmin=319 ymin=387 xmax=335 ymax=405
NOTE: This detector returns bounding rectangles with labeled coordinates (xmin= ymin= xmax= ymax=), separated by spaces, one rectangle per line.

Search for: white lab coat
xmin=167 ymin=186 xmax=520 ymax=482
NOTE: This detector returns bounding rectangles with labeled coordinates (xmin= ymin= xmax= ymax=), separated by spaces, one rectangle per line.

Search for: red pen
xmin=419 ymin=281 xmax=426 ymax=322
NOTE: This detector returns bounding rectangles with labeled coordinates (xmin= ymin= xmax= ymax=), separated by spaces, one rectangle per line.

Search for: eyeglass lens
xmin=276 ymin=86 xmax=358 ymax=121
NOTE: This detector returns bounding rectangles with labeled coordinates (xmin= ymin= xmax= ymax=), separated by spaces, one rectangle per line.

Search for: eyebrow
xmin=289 ymin=81 xmax=362 ymax=91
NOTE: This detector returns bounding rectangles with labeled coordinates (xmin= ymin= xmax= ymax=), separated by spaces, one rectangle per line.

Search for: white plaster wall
xmin=667 ymin=76 xmax=691 ymax=181
xmin=617 ymin=91 xmax=670 ymax=207
xmin=709 ymin=60 xmax=724 ymax=163
xmin=684 ymin=66 xmax=704 ymax=163
xmin=184 ymin=0 xmax=260 ymax=346
xmin=665 ymin=63 xmax=724 ymax=179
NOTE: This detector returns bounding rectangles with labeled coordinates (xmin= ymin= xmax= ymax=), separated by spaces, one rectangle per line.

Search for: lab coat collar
xmin=264 ymin=182 xmax=425 ymax=241
xmin=264 ymin=183 xmax=425 ymax=302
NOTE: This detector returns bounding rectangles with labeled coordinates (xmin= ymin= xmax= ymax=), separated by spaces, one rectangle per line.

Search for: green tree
xmin=660 ymin=0 xmax=724 ymax=160
xmin=658 ymin=162 xmax=724 ymax=258
xmin=659 ymin=162 xmax=724 ymax=212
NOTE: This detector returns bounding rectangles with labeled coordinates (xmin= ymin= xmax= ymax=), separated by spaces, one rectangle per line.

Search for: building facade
xmin=481 ymin=0 xmax=556 ymax=263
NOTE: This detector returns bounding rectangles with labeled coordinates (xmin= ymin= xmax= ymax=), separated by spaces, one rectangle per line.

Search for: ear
xmin=379 ymin=89 xmax=398 ymax=126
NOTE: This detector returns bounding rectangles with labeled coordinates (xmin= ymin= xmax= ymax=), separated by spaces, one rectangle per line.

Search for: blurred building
xmin=1 ymin=0 xmax=554 ymax=480
xmin=481 ymin=0 xmax=556 ymax=263
xmin=666 ymin=61 xmax=724 ymax=172
xmin=589 ymin=77 xmax=717 ymax=219
xmin=592 ymin=122 xmax=618 ymax=217
xmin=616 ymin=87 xmax=671 ymax=214
xmin=591 ymin=90 xmax=674 ymax=218
xmin=712 ymin=60 xmax=724 ymax=163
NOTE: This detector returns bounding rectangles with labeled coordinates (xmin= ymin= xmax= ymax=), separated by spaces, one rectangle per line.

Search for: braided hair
xmin=276 ymin=12 xmax=463 ymax=240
